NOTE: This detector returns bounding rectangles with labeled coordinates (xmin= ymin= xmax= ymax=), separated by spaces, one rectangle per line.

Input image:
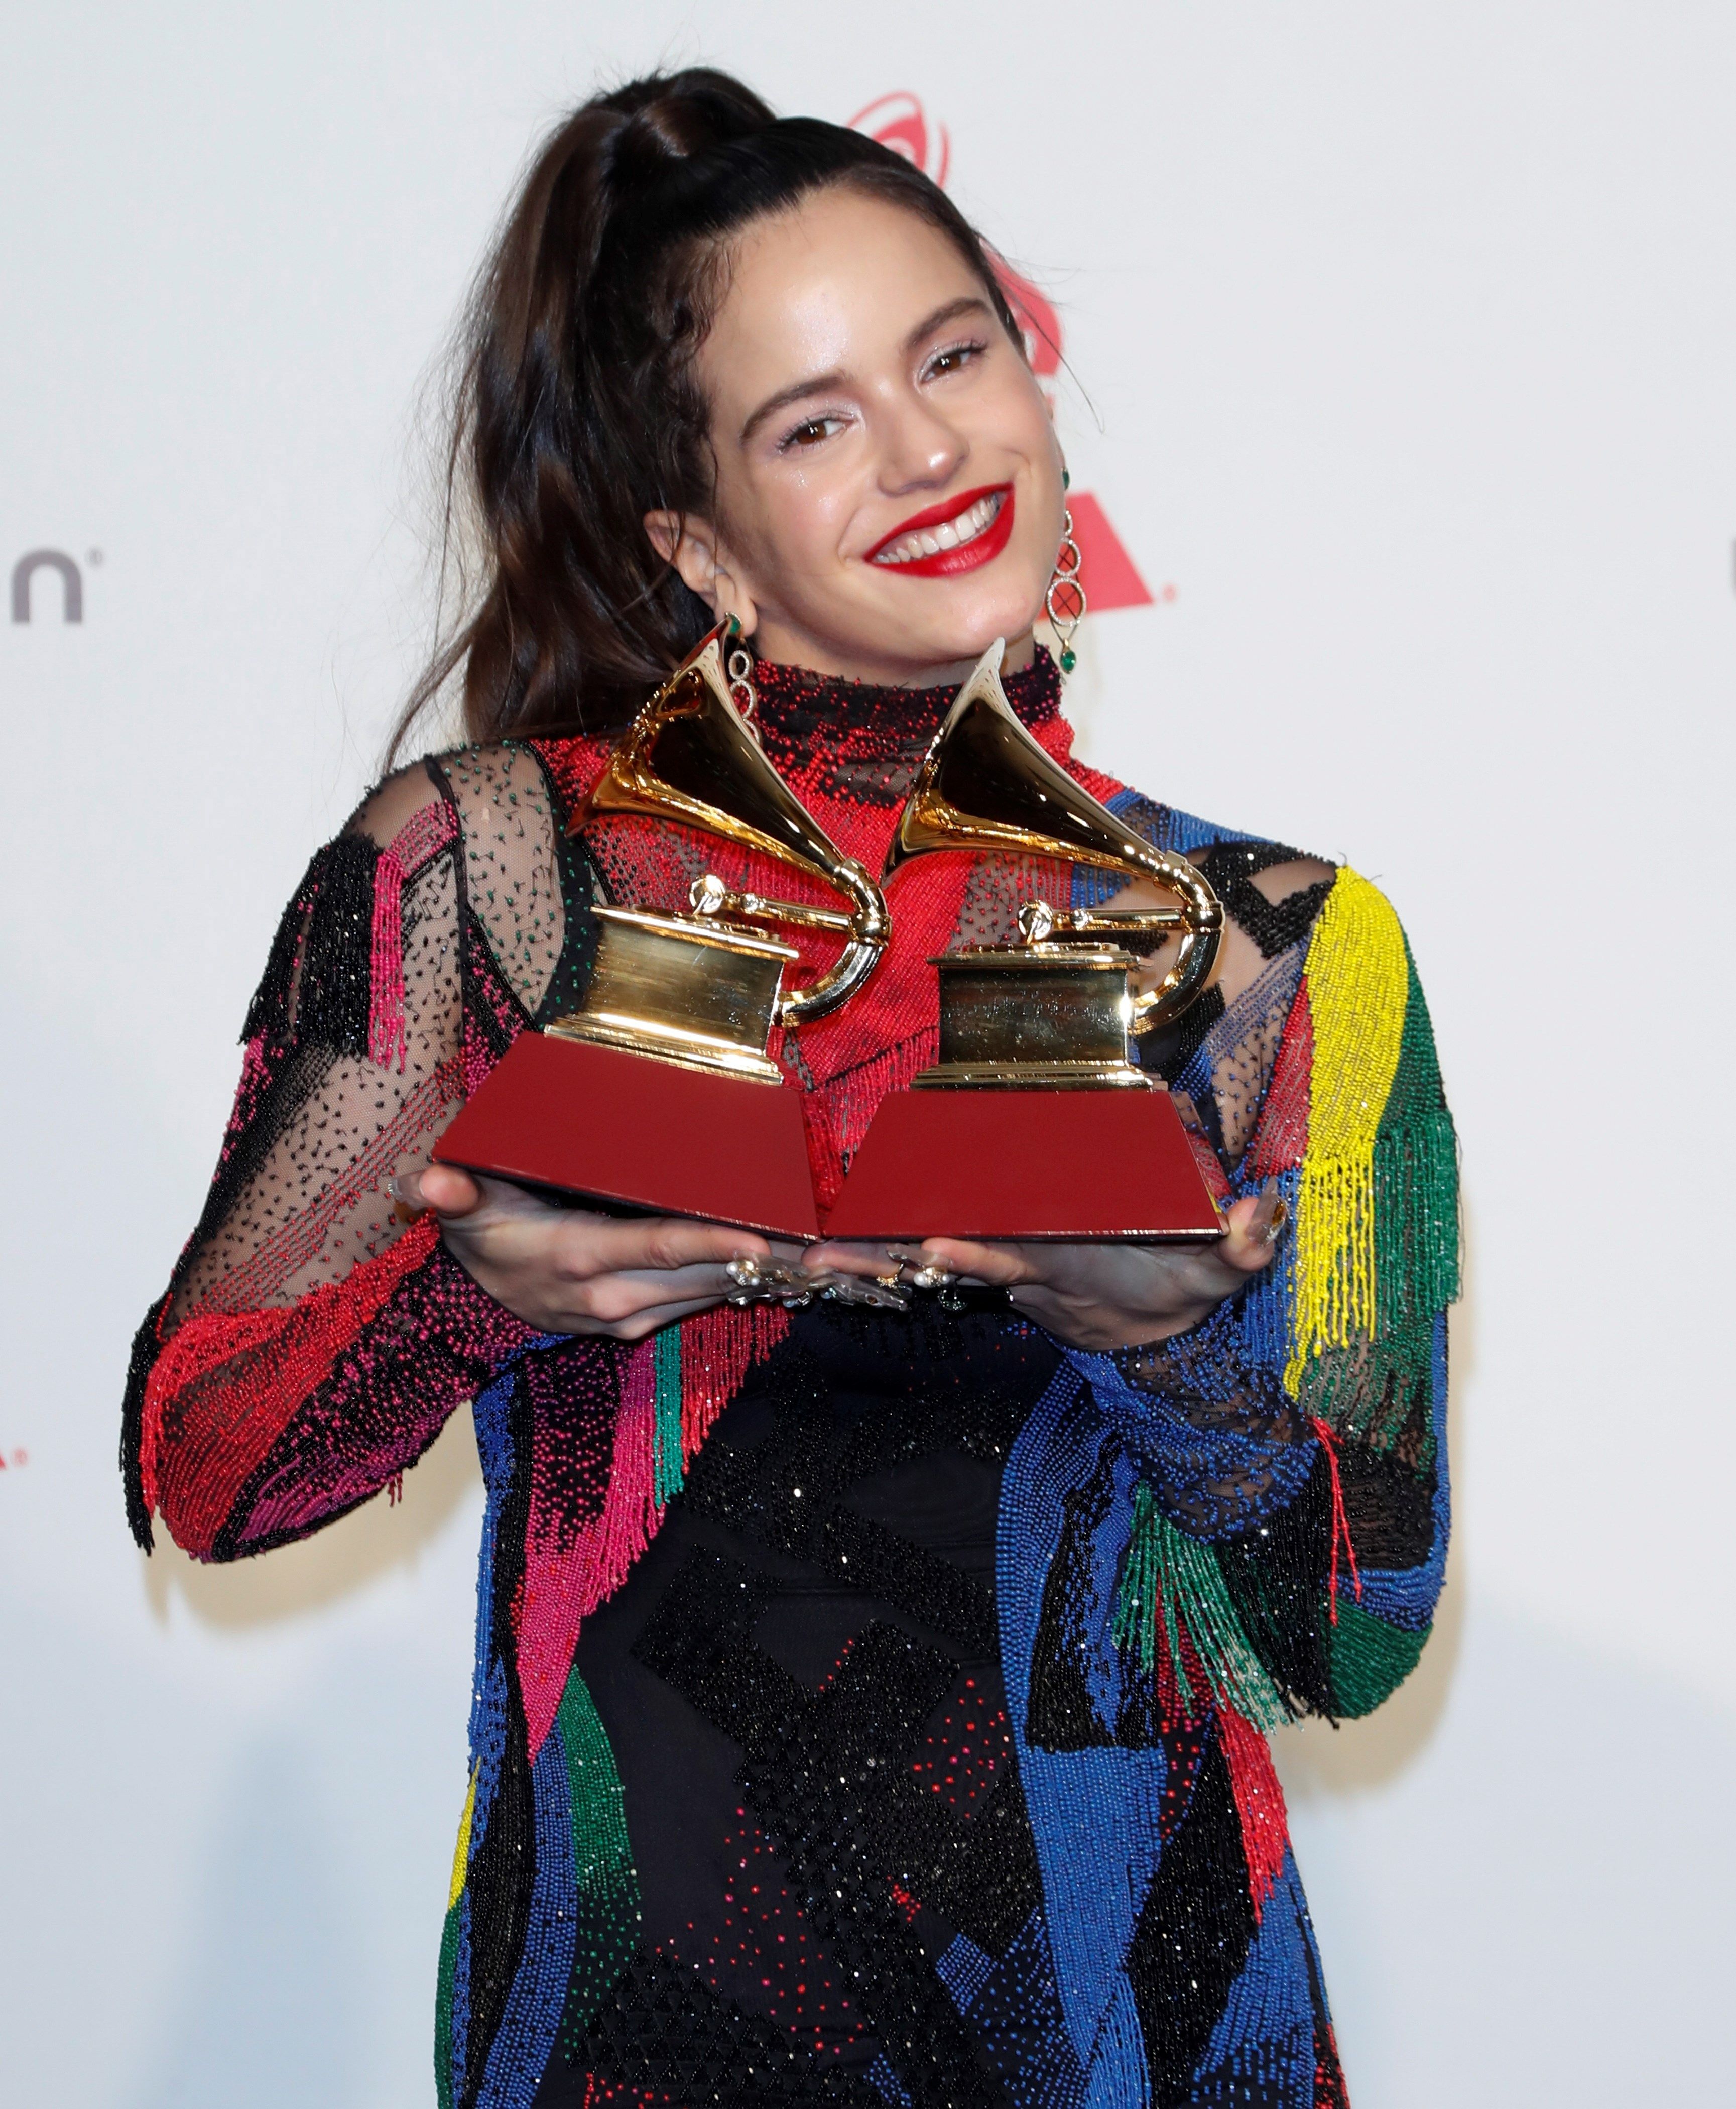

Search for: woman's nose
xmin=876 ymin=395 xmax=967 ymax=493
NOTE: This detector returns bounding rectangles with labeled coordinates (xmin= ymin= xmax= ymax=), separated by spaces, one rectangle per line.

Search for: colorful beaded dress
xmin=123 ymin=648 xmax=1458 ymax=2109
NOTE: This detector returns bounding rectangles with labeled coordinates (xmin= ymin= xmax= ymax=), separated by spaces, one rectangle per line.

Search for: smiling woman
xmin=643 ymin=194 xmax=1060 ymax=684
xmin=386 ymin=77 xmax=1054 ymax=747
xmin=124 ymin=66 xmax=1459 ymax=2109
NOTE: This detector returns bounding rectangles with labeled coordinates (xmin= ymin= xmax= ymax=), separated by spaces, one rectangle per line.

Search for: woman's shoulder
xmin=1134 ymin=796 xmax=1435 ymax=1062
xmin=1191 ymin=834 xmax=1340 ymax=963
xmin=334 ymin=739 xmax=599 ymax=1023
xmin=342 ymin=738 xmax=581 ymax=864
xmin=1111 ymin=787 xmax=1341 ymax=963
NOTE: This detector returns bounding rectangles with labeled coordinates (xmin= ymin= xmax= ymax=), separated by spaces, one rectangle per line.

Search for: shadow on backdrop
xmin=140 ymin=1403 xmax=481 ymax=1627
xmin=1275 ymin=1201 xmax=1478 ymax=1793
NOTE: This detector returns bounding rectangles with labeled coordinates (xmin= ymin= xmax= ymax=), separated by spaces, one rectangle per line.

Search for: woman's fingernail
xmin=386 ymin=1174 xmax=427 ymax=1223
xmin=1249 ymin=1184 xmax=1288 ymax=1244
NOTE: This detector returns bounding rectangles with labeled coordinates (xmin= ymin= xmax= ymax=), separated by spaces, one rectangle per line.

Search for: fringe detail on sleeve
xmin=1374 ymin=947 xmax=1461 ymax=1333
xmin=676 ymin=1304 xmax=791 ymax=1468
xmin=1111 ymin=1481 xmax=1292 ymax=1731
xmin=119 ymin=1293 xmax=173 ymax=1549
xmin=368 ymin=846 xmax=408 ymax=1072
xmin=653 ymin=1325 xmax=685 ymax=1508
xmin=285 ymin=836 xmax=378 ymax=1058
xmin=1216 ymin=1703 xmax=1290 ymax=1922
xmin=1283 ymin=870 xmax=1460 ymax=1398
xmin=368 ymin=801 xmax=459 ymax=1073
xmin=1284 ymin=871 xmax=1407 ymax=1383
xmin=240 ymin=845 xmax=329 ymax=1047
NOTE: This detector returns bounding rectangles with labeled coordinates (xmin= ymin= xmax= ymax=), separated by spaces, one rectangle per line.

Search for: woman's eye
xmin=779 ymin=414 xmax=847 ymax=451
xmin=924 ymin=339 xmax=987 ymax=382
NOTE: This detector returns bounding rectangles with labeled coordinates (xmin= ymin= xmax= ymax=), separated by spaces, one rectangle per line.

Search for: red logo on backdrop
xmin=848 ymin=93 xmax=951 ymax=187
xmin=848 ymin=95 xmax=1161 ymax=615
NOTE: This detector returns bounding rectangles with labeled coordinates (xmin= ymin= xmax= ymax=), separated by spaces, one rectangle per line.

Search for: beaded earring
xmin=723 ymin=613 xmax=760 ymax=721
xmin=1047 ymin=471 xmax=1086 ymax=675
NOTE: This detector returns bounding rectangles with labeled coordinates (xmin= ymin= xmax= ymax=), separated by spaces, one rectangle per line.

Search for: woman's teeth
xmin=871 ymin=491 xmax=1003 ymax=566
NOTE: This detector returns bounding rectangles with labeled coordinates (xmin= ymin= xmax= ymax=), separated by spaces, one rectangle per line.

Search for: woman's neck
xmin=747 ymin=642 xmax=1062 ymax=807
xmin=742 ymin=621 xmax=1038 ymax=692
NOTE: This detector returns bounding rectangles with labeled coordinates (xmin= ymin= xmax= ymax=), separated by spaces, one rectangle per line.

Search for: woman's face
xmin=649 ymin=186 xmax=1065 ymax=687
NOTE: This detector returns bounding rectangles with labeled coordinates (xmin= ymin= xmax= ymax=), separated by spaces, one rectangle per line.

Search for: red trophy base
xmin=433 ymin=1032 xmax=820 ymax=1240
xmin=823 ymin=1089 xmax=1224 ymax=1242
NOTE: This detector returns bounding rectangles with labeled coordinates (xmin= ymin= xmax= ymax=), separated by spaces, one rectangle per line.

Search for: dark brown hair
xmin=392 ymin=68 xmax=1022 ymax=757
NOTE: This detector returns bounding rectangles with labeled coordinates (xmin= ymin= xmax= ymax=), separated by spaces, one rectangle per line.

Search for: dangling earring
xmin=723 ymin=614 xmax=759 ymax=722
xmin=1047 ymin=476 xmax=1086 ymax=675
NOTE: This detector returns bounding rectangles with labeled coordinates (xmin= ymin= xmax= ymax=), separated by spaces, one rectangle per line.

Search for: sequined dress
xmin=123 ymin=650 xmax=1459 ymax=2109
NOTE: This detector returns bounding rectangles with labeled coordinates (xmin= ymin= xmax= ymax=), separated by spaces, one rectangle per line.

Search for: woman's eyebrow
xmin=736 ymin=297 xmax=998 ymax=446
xmin=739 ymin=369 xmax=847 ymax=446
xmin=902 ymin=294 xmax=994 ymax=355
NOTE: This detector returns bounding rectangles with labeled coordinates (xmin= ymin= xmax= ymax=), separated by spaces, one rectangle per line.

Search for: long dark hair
xmin=391 ymin=68 xmax=1023 ymax=759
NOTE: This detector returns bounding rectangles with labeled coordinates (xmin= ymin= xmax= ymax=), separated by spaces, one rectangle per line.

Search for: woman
xmin=123 ymin=69 xmax=1458 ymax=2109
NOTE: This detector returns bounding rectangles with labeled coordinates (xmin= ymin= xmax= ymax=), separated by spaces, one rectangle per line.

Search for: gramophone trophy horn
xmin=434 ymin=625 xmax=891 ymax=1243
xmin=823 ymin=640 xmax=1226 ymax=1242
xmin=577 ymin=625 xmax=890 ymax=1038
xmin=885 ymin=637 xmax=1223 ymax=1050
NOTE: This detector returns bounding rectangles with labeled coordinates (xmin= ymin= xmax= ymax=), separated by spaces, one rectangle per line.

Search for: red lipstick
xmin=863 ymin=483 xmax=1016 ymax=578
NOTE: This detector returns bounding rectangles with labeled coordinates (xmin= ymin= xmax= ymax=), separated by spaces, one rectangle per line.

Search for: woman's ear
xmin=643 ymin=510 xmax=759 ymax=637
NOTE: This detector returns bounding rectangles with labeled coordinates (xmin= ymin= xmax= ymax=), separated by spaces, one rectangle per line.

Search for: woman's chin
xmin=763 ymin=580 xmax=1046 ymax=686
xmin=873 ymin=587 xmax=1046 ymax=678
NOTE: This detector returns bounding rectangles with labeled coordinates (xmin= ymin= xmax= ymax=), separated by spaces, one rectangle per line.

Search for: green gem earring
xmin=1047 ymin=493 xmax=1085 ymax=676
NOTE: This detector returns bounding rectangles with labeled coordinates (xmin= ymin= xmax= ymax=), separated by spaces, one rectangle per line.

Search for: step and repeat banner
xmin=3 ymin=6 xmax=1732 ymax=2105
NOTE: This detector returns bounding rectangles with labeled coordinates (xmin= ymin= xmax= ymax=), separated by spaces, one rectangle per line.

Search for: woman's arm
xmin=125 ymin=752 xmax=771 ymax=1562
xmin=123 ymin=764 xmax=527 ymax=1558
xmin=1090 ymin=863 xmax=1458 ymax=1726
xmin=824 ymin=848 xmax=1456 ymax=1724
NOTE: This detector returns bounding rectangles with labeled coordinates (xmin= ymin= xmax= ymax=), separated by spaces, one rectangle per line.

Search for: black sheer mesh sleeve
xmin=121 ymin=749 xmax=581 ymax=1560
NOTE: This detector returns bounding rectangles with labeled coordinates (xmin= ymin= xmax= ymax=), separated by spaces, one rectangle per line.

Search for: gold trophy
xmin=436 ymin=624 xmax=891 ymax=1262
xmin=824 ymin=641 xmax=1228 ymax=1241
xmin=550 ymin=622 xmax=889 ymax=1080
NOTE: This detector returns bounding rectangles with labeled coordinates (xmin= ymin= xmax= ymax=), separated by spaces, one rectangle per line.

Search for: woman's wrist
xmin=1108 ymin=1297 xmax=1239 ymax=1386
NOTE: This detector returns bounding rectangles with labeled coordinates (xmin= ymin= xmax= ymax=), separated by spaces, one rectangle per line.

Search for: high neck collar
xmin=748 ymin=646 xmax=1064 ymax=805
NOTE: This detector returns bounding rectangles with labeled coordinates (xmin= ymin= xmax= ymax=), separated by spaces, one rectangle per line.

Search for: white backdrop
xmin=4 ymin=5 xmax=1733 ymax=2104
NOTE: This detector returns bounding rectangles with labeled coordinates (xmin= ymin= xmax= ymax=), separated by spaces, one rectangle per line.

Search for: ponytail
xmin=392 ymin=68 xmax=1020 ymax=757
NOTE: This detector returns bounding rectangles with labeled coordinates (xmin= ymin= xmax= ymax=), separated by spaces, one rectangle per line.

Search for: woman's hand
xmin=806 ymin=1187 xmax=1285 ymax=1353
xmin=389 ymin=1164 xmax=786 ymax=1339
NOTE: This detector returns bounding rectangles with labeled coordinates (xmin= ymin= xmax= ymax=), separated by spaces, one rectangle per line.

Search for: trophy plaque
xmin=824 ymin=642 xmax=1227 ymax=1243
